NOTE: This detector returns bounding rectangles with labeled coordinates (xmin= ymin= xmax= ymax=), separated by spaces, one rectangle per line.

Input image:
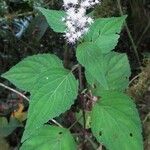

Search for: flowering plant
xmin=63 ymin=0 xmax=100 ymax=43
xmin=1 ymin=0 xmax=143 ymax=150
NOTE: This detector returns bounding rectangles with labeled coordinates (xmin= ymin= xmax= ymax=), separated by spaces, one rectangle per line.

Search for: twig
xmin=143 ymin=112 xmax=150 ymax=123
xmin=68 ymin=115 xmax=83 ymax=130
xmin=97 ymin=145 xmax=103 ymax=150
xmin=85 ymin=135 xmax=98 ymax=150
xmin=0 ymin=83 xmax=29 ymax=102
xmin=128 ymin=74 xmax=140 ymax=85
xmin=116 ymin=0 xmax=141 ymax=66
xmin=0 ymin=12 xmax=34 ymax=22
xmin=0 ymin=82 xmax=63 ymax=127
xmin=51 ymin=119 xmax=63 ymax=128
xmin=136 ymin=20 xmax=150 ymax=47
xmin=71 ymin=64 xmax=79 ymax=72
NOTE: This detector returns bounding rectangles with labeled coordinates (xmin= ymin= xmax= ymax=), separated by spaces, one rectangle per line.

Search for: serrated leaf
xmin=20 ymin=125 xmax=77 ymax=150
xmin=1 ymin=54 xmax=63 ymax=92
xmin=84 ymin=16 xmax=126 ymax=53
xmin=91 ymin=91 xmax=143 ymax=150
xmin=95 ymin=34 xmax=120 ymax=53
xmin=37 ymin=7 xmax=66 ymax=33
xmin=85 ymin=16 xmax=126 ymax=41
xmin=22 ymin=68 xmax=78 ymax=141
xmin=76 ymin=42 xmax=131 ymax=93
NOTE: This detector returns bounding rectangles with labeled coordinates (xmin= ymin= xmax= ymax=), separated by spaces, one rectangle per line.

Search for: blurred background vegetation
xmin=0 ymin=0 xmax=150 ymax=149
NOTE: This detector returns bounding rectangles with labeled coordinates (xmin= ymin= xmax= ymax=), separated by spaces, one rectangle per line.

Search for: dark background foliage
xmin=0 ymin=0 xmax=150 ymax=149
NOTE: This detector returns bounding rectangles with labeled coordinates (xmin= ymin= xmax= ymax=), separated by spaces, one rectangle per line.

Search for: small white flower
xmin=76 ymin=31 xmax=82 ymax=38
xmin=66 ymin=7 xmax=76 ymax=16
xmin=81 ymin=1 xmax=91 ymax=8
xmin=83 ymin=27 xmax=89 ymax=33
xmin=62 ymin=17 xmax=66 ymax=21
xmin=78 ymin=7 xmax=86 ymax=16
xmin=62 ymin=0 xmax=101 ymax=43
xmin=87 ymin=17 xmax=94 ymax=24
xmin=77 ymin=17 xmax=87 ymax=27
xmin=65 ymin=32 xmax=71 ymax=37
xmin=69 ymin=26 xmax=76 ymax=32
xmin=63 ymin=0 xmax=78 ymax=6
xmin=72 ymin=33 xmax=78 ymax=39
xmin=81 ymin=0 xmax=100 ymax=8
xmin=66 ymin=21 xmax=73 ymax=29
xmin=68 ymin=37 xmax=76 ymax=43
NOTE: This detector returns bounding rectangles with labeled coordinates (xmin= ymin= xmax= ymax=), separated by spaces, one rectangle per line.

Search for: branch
xmin=51 ymin=119 xmax=63 ymax=128
xmin=116 ymin=0 xmax=141 ymax=66
xmin=0 ymin=82 xmax=29 ymax=102
xmin=0 ymin=12 xmax=34 ymax=22
xmin=0 ymin=82 xmax=63 ymax=127
xmin=85 ymin=135 xmax=98 ymax=150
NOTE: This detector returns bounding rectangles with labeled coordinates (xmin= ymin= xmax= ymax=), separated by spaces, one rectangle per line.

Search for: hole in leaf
xmin=99 ymin=131 xmax=102 ymax=136
xmin=129 ymin=133 xmax=133 ymax=137
xmin=59 ymin=132 xmax=63 ymax=135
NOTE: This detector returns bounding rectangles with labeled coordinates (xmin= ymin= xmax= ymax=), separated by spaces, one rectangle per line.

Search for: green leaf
xmin=22 ymin=68 xmax=78 ymax=141
xmin=20 ymin=125 xmax=77 ymax=150
xmin=76 ymin=42 xmax=131 ymax=93
xmin=91 ymin=91 xmax=143 ymax=150
xmin=1 ymin=54 xmax=63 ymax=92
xmin=95 ymin=34 xmax=119 ymax=54
xmin=37 ymin=7 xmax=66 ymax=33
xmin=84 ymin=16 xmax=126 ymax=53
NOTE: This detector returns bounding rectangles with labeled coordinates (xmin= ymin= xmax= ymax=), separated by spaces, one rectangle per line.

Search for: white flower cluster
xmin=63 ymin=0 xmax=100 ymax=43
